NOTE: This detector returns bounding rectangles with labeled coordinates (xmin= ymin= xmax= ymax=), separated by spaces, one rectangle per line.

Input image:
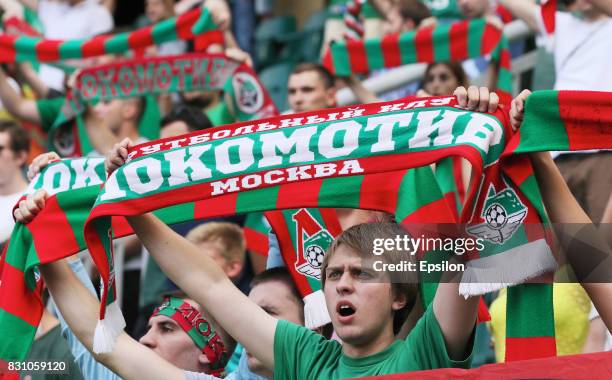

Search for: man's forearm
xmin=529 ymin=153 xmax=590 ymax=223
xmin=40 ymin=261 xmax=102 ymax=350
xmin=498 ymin=0 xmax=540 ymax=31
xmin=0 ymin=67 xmax=40 ymax=123
xmin=530 ymin=152 xmax=612 ymax=330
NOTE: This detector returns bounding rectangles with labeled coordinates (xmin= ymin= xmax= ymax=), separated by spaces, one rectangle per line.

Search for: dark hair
xmin=161 ymin=104 xmax=213 ymax=132
xmin=290 ymin=63 xmax=335 ymax=89
xmin=0 ymin=120 xmax=30 ymax=154
xmin=321 ymin=222 xmax=419 ymax=335
xmin=424 ymin=61 xmax=469 ymax=89
xmin=251 ymin=267 xmax=304 ymax=310
xmin=398 ymin=0 xmax=432 ymax=26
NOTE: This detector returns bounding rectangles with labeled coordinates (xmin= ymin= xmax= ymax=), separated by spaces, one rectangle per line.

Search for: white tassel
xmin=92 ymin=301 xmax=126 ymax=354
xmin=304 ymin=290 xmax=331 ymax=329
xmin=459 ymin=239 xmax=558 ymax=297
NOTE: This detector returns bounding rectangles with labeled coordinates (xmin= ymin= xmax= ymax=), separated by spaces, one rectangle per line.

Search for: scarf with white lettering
xmin=322 ymin=18 xmax=512 ymax=102
xmin=51 ymin=53 xmax=276 ymax=156
xmin=2 ymin=91 xmax=611 ymax=363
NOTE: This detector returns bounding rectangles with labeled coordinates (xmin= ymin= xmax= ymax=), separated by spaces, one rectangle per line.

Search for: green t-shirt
xmin=274 ymin=305 xmax=473 ymax=379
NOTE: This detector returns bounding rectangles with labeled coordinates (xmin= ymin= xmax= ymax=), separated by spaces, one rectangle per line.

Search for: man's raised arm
xmin=107 ymin=139 xmax=278 ymax=370
xmin=498 ymin=0 xmax=541 ymax=31
xmin=39 ymin=258 xmax=186 ymax=380
xmin=0 ymin=66 xmax=41 ymax=124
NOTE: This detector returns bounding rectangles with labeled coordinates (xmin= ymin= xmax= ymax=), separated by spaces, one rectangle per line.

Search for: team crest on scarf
xmin=232 ymin=71 xmax=264 ymax=114
xmin=467 ymin=184 xmax=527 ymax=244
xmin=292 ymin=209 xmax=335 ymax=280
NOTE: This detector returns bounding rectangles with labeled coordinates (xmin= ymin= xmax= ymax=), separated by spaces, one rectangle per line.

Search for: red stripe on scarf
xmin=276 ymin=179 xmax=323 ymax=209
xmin=243 ymin=227 xmax=269 ymax=256
xmin=127 ymin=27 xmax=154 ymax=51
xmin=321 ymin=49 xmax=335 ymax=76
xmin=28 ymin=197 xmax=81 ymax=259
xmin=505 ymin=337 xmax=557 ymax=361
xmin=319 ymin=209 xmax=342 ymax=236
xmin=194 ymin=31 xmax=224 ymax=52
xmin=450 ymin=22 xmax=469 ymax=61
xmin=35 ymin=40 xmax=61 ymax=61
xmin=557 ymin=91 xmax=612 ymax=150
xmin=381 ymin=34 xmax=401 ymax=68
xmin=415 ymin=27 xmax=434 ymax=62
xmin=358 ymin=171 xmax=404 ymax=212
xmin=400 ymin=197 xmax=456 ymax=224
xmin=0 ymin=35 xmax=18 ymax=62
xmin=347 ymin=40 xmax=368 ymax=74
xmin=0 ymin=263 xmax=42 ymax=326
xmin=481 ymin=24 xmax=502 ymax=55
xmin=177 ymin=8 xmax=201 ymax=39
xmin=194 ymin=193 xmax=239 ymax=219
xmin=541 ymin=0 xmax=556 ymax=34
xmin=82 ymin=35 xmax=111 ymax=58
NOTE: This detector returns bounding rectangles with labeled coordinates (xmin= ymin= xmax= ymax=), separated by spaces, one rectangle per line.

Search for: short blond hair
xmin=186 ymin=222 xmax=246 ymax=263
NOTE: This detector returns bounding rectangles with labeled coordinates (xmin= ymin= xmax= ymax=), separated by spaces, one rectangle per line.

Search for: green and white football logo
xmin=232 ymin=71 xmax=264 ymax=114
xmin=292 ymin=209 xmax=335 ymax=280
xmin=467 ymin=184 xmax=527 ymax=244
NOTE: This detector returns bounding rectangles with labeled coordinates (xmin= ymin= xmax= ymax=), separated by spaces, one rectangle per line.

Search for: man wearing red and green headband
xmin=33 ymin=255 xmax=232 ymax=380
xmin=145 ymin=296 xmax=228 ymax=377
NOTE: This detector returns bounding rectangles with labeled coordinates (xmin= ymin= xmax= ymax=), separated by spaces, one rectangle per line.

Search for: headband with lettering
xmin=151 ymin=297 xmax=227 ymax=377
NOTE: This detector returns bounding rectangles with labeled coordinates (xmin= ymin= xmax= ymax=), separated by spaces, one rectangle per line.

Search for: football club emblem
xmin=467 ymin=184 xmax=527 ymax=244
xmin=292 ymin=209 xmax=335 ymax=280
xmin=232 ymin=71 xmax=264 ymax=114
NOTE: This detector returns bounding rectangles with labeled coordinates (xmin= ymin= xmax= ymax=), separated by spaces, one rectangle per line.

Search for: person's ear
xmin=325 ymin=87 xmax=337 ymax=107
xmin=15 ymin=150 xmax=28 ymax=167
xmin=197 ymin=351 xmax=211 ymax=369
xmin=391 ymin=289 xmax=407 ymax=311
xmin=225 ymin=259 xmax=244 ymax=279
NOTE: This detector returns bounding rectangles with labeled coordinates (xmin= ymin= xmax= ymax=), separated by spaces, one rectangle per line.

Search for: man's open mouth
xmin=337 ymin=302 xmax=356 ymax=317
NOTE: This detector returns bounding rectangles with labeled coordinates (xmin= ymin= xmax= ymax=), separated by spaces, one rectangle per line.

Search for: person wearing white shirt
xmin=0 ymin=121 xmax=29 ymax=247
xmin=37 ymin=0 xmax=114 ymax=91
xmin=499 ymin=0 xmax=612 ymax=223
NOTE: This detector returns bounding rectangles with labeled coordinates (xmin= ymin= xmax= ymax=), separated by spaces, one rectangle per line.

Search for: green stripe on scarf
xmin=0 ymin=7 xmax=215 ymax=63
xmin=324 ymin=18 xmax=512 ymax=101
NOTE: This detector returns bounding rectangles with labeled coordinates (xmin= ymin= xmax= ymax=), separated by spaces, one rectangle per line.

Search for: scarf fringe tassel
xmin=459 ymin=239 xmax=558 ymax=297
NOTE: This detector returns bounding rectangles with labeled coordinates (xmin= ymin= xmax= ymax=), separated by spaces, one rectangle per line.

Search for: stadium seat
xmin=259 ymin=61 xmax=296 ymax=113
xmin=254 ymin=16 xmax=297 ymax=69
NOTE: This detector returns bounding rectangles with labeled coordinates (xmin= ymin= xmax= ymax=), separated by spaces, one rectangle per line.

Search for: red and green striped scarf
xmin=322 ymin=18 xmax=512 ymax=102
xmin=83 ymin=91 xmax=610 ymax=354
xmin=50 ymin=53 xmax=276 ymax=156
xmin=2 ymin=91 xmax=611 ymax=363
xmin=0 ymin=6 xmax=214 ymax=63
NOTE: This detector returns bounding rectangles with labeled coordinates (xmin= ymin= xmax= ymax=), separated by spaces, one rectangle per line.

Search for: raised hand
xmin=509 ymin=89 xmax=531 ymax=131
xmin=14 ymin=189 xmax=47 ymax=224
xmin=453 ymin=85 xmax=499 ymax=113
xmin=105 ymin=138 xmax=132 ymax=176
xmin=27 ymin=152 xmax=60 ymax=181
